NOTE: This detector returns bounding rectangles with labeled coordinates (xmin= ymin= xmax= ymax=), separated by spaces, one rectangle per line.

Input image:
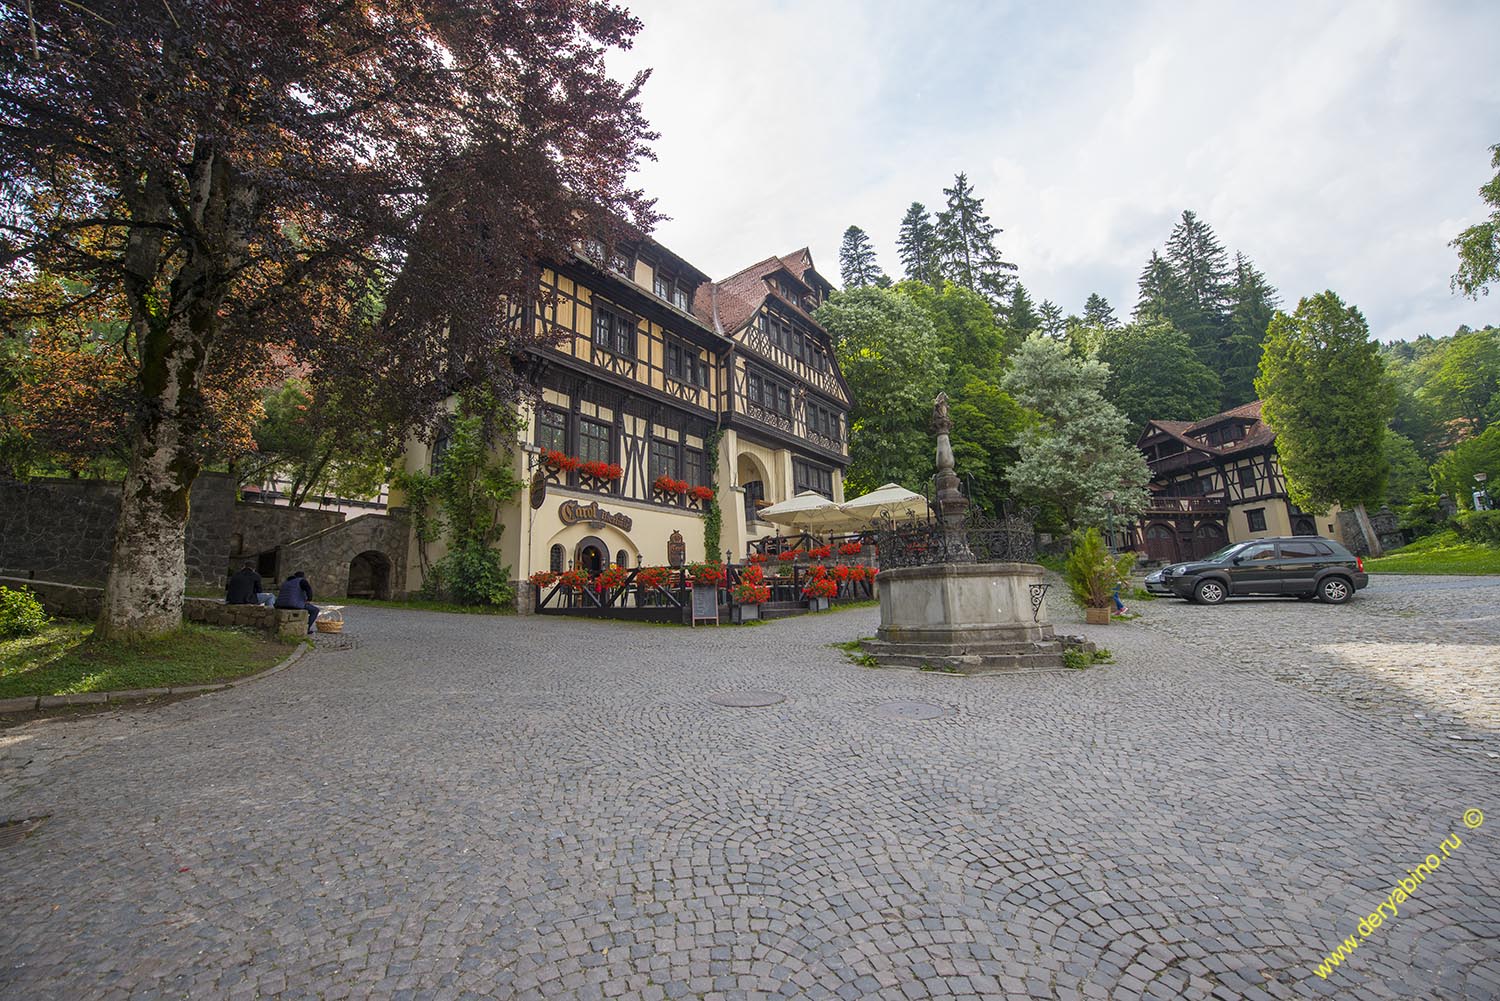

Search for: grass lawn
xmin=1364 ymin=530 xmax=1500 ymax=575
xmin=0 ymin=620 xmax=296 ymax=699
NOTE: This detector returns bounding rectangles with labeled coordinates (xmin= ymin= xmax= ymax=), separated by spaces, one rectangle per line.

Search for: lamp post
xmin=1102 ymin=490 xmax=1116 ymax=551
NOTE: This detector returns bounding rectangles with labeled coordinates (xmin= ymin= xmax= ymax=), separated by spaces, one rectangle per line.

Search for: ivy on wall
xmin=702 ymin=429 xmax=723 ymax=561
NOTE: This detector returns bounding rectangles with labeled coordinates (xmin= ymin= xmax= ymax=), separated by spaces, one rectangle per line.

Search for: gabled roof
xmin=692 ymin=249 xmax=831 ymax=334
xmin=1138 ymin=400 xmax=1275 ymax=458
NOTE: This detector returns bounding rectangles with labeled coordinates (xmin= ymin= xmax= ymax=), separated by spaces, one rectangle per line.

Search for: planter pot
xmin=1084 ymin=606 xmax=1112 ymax=625
xmin=733 ymin=604 xmax=760 ymax=623
xmin=807 ymin=597 xmax=830 ymax=612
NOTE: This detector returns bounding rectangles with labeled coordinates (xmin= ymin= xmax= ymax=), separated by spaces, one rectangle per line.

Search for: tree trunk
xmin=1352 ymin=502 xmax=1384 ymax=558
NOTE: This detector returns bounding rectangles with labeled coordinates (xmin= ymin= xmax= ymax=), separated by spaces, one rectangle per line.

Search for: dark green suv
xmin=1149 ymin=537 xmax=1369 ymax=605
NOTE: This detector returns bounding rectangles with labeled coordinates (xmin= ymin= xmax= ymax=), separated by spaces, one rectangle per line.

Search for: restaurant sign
xmin=558 ymin=499 xmax=633 ymax=532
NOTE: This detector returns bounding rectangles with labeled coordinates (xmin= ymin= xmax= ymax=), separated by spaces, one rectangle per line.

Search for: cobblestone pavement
xmin=1118 ymin=573 xmax=1500 ymax=763
xmin=2 ymin=579 xmax=1498 ymax=1001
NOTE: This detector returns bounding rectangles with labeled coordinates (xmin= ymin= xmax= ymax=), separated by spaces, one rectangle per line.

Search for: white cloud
xmin=613 ymin=0 xmax=1500 ymax=340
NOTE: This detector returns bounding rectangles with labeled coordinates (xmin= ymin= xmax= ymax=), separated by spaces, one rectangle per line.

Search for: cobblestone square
xmin=2 ymin=575 xmax=1497 ymax=1000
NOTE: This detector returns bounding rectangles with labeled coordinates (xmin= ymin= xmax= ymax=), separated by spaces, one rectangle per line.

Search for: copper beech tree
xmin=0 ymin=2 xmax=658 ymax=639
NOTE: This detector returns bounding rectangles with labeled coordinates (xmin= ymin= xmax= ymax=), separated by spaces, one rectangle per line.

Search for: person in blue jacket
xmin=274 ymin=571 xmax=320 ymax=634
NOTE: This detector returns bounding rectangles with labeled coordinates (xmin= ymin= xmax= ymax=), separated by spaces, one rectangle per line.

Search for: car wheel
xmin=1318 ymin=576 xmax=1352 ymax=604
xmin=1193 ymin=579 xmax=1227 ymax=605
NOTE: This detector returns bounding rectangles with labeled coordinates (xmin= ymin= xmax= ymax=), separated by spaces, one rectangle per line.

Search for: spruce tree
xmin=1164 ymin=210 xmax=1233 ymax=364
xmin=896 ymin=202 xmax=941 ymax=285
xmin=935 ymin=172 xmax=1018 ymax=305
xmin=838 ymin=225 xmax=887 ymax=289
xmin=1082 ymin=293 xmax=1118 ymax=329
xmin=1220 ymin=253 xmax=1279 ymax=407
xmin=1038 ymin=300 xmax=1065 ymax=340
xmin=1006 ymin=284 xmax=1040 ymax=341
xmin=1134 ymin=251 xmax=1185 ymax=321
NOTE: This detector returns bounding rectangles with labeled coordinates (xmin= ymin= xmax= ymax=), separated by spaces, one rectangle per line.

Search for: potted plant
xmin=1064 ymin=527 xmax=1136 ymax=625
xmin=686 ymin=561 xmax=726 ymax=586
xmin=594 ymin=563 xmax=629 ymax=593
xmin=557 ymin=568 xmax=592 ymax=592
xmin=730 ymin=565 xmax=771 ymax=622
xmin=802 ymin=575 xmax=838 ymax=611
xmin=689 ymin=484 xmax=716 ymax=502
xmin=528 ymin=570 xmax=559 ymax=590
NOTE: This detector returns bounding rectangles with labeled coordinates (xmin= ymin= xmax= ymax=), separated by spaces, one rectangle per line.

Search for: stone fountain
xmin=860 ymin=393 xmax=1066 ymax=674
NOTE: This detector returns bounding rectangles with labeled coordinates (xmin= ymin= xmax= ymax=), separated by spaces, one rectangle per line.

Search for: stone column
xmin=931 ymin=393 xmax=971 ymax=562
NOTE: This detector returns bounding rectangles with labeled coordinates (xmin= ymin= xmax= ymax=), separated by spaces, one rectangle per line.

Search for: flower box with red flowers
xmin=653 ymin=474 xmax=689 ymax=496
xmin=528 ymin=570 xmax=559 ymax=590
xmin=557 ymin=568 xmax=592 ymax=591
xmin=776 ymin=550 xmax=799 ymax=563
xmin=687 ymin=561 xmax=726 ymax=585
xmin=802 ymin=577 xmax=838 ymax=600
xmin=832 ymin=564 xmax=852 ymax=582
xmin=838 ymin=542 xmax=863 ymax=556
xmin=636 ymin=566 xmax=673 ymax=590
xmin=543 ymin=450 xmax=583 ymax=474
xmin=689 ymin=485 xmax=716 ymax=502
xmin=580 ymin=460 xmax=623 ymax=482
xmin=595 ymin=564 xmax=629 ymax=591
xmin=747 ymin=553 xmax=769 ymax=565
xmin=809 ymin=545 xmax=832 ymax=559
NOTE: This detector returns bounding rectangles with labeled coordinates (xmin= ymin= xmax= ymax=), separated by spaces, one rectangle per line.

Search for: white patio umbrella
xmin=757 ymin=490 xmax=856 ymax=533
xmin=838 ymin=483 xmax=931 ymax=525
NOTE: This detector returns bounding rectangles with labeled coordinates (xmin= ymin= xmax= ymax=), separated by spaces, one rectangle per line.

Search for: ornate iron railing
xmin=874 ymin=507 xmax=1037 ymax=568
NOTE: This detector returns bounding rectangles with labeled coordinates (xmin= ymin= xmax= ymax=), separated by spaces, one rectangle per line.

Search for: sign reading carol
xmin=558 ymin=499 xmax=633 ymax=532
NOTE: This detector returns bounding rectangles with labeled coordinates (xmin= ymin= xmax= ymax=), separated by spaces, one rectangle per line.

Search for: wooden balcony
xmin=1142 ymin=494 xmax=1227 ymax=515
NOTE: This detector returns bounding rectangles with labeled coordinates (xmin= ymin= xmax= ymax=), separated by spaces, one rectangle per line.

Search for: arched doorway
xmin=1143 ymin=523 xmax=1179 ymax=563
xmin=575 ymin=536 xmax=608 ymax=576
xmin=1192 ymin=521 xmax=1228 ymax=560
xmin=737 ymin=452 xmax=772 ymax=524
xmin=347 ymin=550 xmax=392 ymax=600
xmin=1292 ymin=516 xmax=1317 ymax=536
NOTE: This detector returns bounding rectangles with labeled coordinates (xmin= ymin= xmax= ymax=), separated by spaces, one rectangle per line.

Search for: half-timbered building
xmin=395 ymin=238 xmax=851 ymax=600
xmin=1132 ymin=401 xmax=1343 ymax=562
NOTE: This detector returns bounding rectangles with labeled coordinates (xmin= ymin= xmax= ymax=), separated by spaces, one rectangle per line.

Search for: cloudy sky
xmin=610 ymin=0 xmax=1500 ymax=343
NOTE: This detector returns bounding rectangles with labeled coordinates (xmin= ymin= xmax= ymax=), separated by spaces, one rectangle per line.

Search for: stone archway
xmin=347 ymin=550 xmax=392 ymax=599
xmin=737 ymin=452 xmax=773 ymax=524
xmin=575 ymin=535 xmax=608 ymax=576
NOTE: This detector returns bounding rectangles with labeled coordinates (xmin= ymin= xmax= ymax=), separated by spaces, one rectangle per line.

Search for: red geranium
xmin=636 ymin=566 xmax=672 ymax=589
xmin=832 ymin=564 xmax=851 ymax=582
xmin=747 ymin=553 xmax=769 ymax=565
xmin=809 ymin=545 xmax=832 ymax=559
xmin=803 ymin=577 xmax=838 ymax=600
xmin=687 ymin=561 xmax=726 ymax=585
xmin=654 ymin=474 xmax=689 ymax=494
xmin=595 ymin=564 xmax=629 ymax=591
xmin=581 ymin=460 xmax=623 ymax=480
xmin=689 ymin=485 xmax=716 ymax=501
xmin=529 ymin=570 xmax=559 ymax=589
xmin=839 ymin=542 xmax=862 ymax=556
xmin=557 ymin=568 xmax=592 ymax=591
xmin=777 ymin=550 xmax=798 ymax=562
xmin=544 ymin=450 xmax=582 ymax=472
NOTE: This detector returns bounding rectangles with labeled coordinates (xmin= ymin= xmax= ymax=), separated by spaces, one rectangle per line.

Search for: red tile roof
xmin=1140 ymin=400 xmax=1275 ymax=457
xmin=693 ymin=249 xmax=830 ymax=334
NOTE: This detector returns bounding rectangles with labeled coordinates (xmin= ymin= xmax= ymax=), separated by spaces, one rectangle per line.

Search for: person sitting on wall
xmin=226 ymin=564 xmax=275 ymax=608
xmin=275 ymin=570 xmax=321 ymax=634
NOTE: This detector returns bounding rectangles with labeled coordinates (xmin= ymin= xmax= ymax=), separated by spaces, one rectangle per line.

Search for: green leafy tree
xmin=1432 ymin=424 xmax=1500 ymax=510
xmin=896 ymin=202 xmax=942 ymax=285
xmin=1082 ymin=293 xmax=1119 ymax=329
xmin=1422 ymin=326 xmax=1500 ymax=435
xmin=816 ymin=288 xmax=948 ymax=496
xmin=838 ymin=225 xmax=887 ymax=289
xmin=1096 ymin=319 xmax=1221 ymax=434
xmin=1220 ymin=253 xmax=1279 ymax=408
xmin=895 ymin=279 xmax=1007 ymax=383
xmin=1381 ymin=430 xmax=1430 ymax=508
xmin=1451 ymin=143 xmax=1500 ymax=298
xmin=947 ymin=375 xmax=1030 ymax=515
xmin=1255 ymin=291 xmax=1394 ymax=553
xmin=935 ymin=172 xmax=1018 ymax=304
xmin=241 ymin=378 xmax=393 ymax=506
xmin=1000 ymin=337 xmax=1149 ymax=529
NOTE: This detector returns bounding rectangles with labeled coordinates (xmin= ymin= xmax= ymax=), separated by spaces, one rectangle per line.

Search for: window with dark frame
xmin=793 ymin=458 xmax=833 ymax=498
xmin=649 ymin=439 xmax=679 ymax=483
xmin=666 ymin=341 xmax=709 ymax=388
xmin=592 ymin=303 xmax=635 ymax=357
xmin=684 ymin=447 xmax=705 ymax=487
xmin=430 ymin=425 xmax=452 ymax=473
xmin=535 ymin=408 xmax=568 ymax=453
xmin=1246 ymin=508 xmax=1267 ymax=532
xmin=549 ymin=544 xmax=565 ymax=572
xmin=579 ymin=418 xmax=612 ymax=465
xmin=1238 ymin=466 xmax=1255 ymax=493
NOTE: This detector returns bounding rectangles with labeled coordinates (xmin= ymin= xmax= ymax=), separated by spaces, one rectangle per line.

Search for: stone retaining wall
xmin=0 ymin=576 xmax=304 ymax=638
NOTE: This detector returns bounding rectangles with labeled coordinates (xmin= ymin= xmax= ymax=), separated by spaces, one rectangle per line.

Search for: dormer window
xmin=653 ymin=270 xmax=693 ymax=312
xmin=609 ymin=249 xmax=632 ymax=276
xmin=584 ymin=237 xmax=605 ymax=262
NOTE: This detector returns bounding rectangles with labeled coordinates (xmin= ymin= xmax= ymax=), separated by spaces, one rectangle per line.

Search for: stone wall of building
xmin=1336 ymin=507 xmax=1404 ymax=556
xmin=0 ymin=473 xmax=234 ymax=587
xmin=275 ymin=512 xmax=409 ymax=600
xmin=232 ymin=502 xmax=345 ymax=562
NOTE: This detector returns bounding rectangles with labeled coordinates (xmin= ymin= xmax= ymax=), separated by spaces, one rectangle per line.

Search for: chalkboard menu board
xmin=691 ymin=584 xmax=719 ymax=626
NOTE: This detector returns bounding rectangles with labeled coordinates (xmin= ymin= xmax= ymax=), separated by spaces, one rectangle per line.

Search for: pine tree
xmin=1220 ymin=253 xmax=1279 ymax=407
xmin=1038 ymin=300 xmax=1065 ymax=340
xmin=1164 ymin=210 xmax=1233 ymax=364
xmin=935 ymin=172 xmax=1018 ymax=304
xmin=896 ymin=202 xmax=941 ymax=285
xmin=1082 ymin=293 xmax=1118 ymax=329
xmin=838 ymin=225 xmax=887 ymax=289
xmin=1134 ymin=251 xmax=1185 ymax=321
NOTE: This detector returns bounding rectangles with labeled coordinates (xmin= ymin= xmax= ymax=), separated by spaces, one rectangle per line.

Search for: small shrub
xmin=434 ymin=544 xmax=515 ymax=608
xmin=1453 ymin=509 xmax=1500 ymax=546
xmin=0 ymin=586 xmax=50 ymax=638
xmin=1063 ymin=649 xmax=1091 ymax=670
xmin=1063 ymin=527 xmax=1136 ymax=608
